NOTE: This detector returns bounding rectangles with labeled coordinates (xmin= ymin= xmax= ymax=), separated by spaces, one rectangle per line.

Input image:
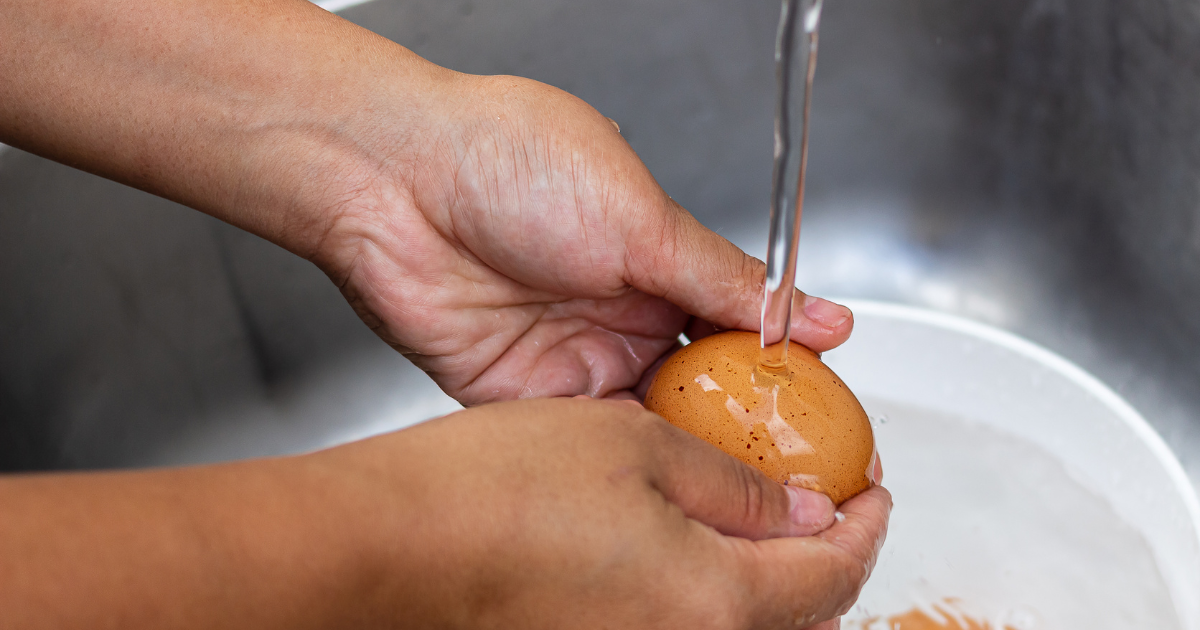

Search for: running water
xmin=761 ymin=0 xmax=824 ymax=369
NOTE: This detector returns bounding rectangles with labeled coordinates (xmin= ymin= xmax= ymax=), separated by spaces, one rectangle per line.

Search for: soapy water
xmin=848 ymin=397 xmax=1182 ymax=629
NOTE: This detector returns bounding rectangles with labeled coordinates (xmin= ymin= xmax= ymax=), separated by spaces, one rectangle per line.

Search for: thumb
xmin=745 ymin=486 xmax=893 ymax=626
xmin=624 ymin=199 xmax=853 ymax=353
xmin=648 ymin=418 xmax=837 ymax=540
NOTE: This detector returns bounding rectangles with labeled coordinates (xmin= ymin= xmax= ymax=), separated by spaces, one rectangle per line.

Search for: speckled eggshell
xmin=644 ymin=331 xmax=875 ymax=505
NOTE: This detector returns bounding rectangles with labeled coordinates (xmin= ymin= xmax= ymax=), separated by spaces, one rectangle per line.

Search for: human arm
xmin=0 ymin=0 xmax=855 ymax=403
xmin=0 ymin=398 xmax=891 ymax=629
xmin=0 ymin=4 xmax=889 ymax=625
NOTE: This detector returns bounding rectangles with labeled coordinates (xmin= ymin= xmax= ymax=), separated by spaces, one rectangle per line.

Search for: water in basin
xmin=847 ymin=398 xmax=1181 ymax=629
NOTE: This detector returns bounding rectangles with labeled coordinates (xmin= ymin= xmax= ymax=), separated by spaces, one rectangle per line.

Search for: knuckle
xmin=631 ymin=407 xmax=672 ymax=438
xmin=739 ymin=467 xmax=766 ymax=521
xmin=618 ymin=407 xmax=680 ymax=456
xmin=679 ymin=573 xmax=747 ymax=630
xmin=734 ymin=464 xmax=777 ymax=535
xmin=743 ymin=255 xmax=767 ymax=295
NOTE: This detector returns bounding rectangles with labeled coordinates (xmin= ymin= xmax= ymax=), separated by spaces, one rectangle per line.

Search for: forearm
xmin=0 ymin=0 xmax=442 ymax=257
xmin=0 ymin=459 xmax=376 ymax=629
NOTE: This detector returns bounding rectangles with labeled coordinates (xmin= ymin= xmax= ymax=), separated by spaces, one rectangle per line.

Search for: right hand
xmin=317 ymin=397 xmax=892 ymax=629
xmin=0 ymin=397 xmax=889 ymax=629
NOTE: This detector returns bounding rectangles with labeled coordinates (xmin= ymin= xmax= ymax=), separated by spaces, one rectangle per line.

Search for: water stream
xmin=760 ymin=0 xmax=824 ymax=369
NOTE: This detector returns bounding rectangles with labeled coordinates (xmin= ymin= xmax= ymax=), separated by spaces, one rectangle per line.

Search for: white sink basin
xmin=825 ymin=301 xmax=1200 ymax=629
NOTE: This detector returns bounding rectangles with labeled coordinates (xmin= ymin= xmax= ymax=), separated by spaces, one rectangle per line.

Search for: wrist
xmin=295 ymin=67 xmax=480 ymax=316
xmin=209 ymin=24 xmax=455 ymax=267
xmin=291 ymin=433 xmax=446 ymax=628
xmin=0 ymin=0 xmax=450 ymax=272
xmin=194 ymin=454 xmax=396 ymax=628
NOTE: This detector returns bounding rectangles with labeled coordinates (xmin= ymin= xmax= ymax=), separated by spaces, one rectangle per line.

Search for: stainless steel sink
xmin=2 ymin=0 xmax=1198 ymax=488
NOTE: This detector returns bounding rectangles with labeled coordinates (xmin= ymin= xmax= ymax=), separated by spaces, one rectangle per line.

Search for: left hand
xmin=0 ymin=0 xmax=854 ymax=406
xmin=313 ymin=72 xmax=854 ymax=404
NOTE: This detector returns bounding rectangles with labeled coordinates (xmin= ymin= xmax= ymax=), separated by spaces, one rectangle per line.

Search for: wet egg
xmin=644 ymin=331 xmax=876 ymax=505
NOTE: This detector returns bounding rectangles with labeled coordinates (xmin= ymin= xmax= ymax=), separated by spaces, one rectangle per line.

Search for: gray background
xmin=2 ymin=0 xmax=1198 ymax=486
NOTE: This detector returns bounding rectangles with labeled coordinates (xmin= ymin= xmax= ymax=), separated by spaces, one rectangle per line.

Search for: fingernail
xmin=785 ymin=485 xmax=836 ymax=537
xmin=803 ymin=296 xmax=851 ymax=329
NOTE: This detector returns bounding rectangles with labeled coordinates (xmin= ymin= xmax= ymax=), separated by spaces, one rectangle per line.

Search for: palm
xmin=327 ymin=76 xmax=850 ymax=406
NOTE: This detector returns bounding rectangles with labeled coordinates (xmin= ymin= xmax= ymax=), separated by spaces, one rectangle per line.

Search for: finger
xmin=742 ymin=486 xmax=892 ymax=625
xmin=646 ymin=417 xmax=836 ymax=540
xmin=683 ymin=317 xmax=720 ymax=343
xmin=630 ymin=317 xmax=719 ymax=401
xmin=804 ymin=619 xmax=841 ymax=630
xmin=631 ymin=341 xmax=682 ymax=400
xmin=631 ymin=316 xmax=718 ymax=401
xmin=815 ymin=486 xmax=892 ymax=565
xmin=574 ymin=393 xmax=641 ymax=408
xmin=604 ymin=393 xmax=644 ymax=406
xmin=623 ymin=201 xmax=853 ymax=352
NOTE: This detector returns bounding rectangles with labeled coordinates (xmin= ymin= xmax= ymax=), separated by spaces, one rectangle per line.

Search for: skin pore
xmin=0 ymin=0 xmax=891 ymax=627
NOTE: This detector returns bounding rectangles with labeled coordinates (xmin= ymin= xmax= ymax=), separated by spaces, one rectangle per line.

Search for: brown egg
xmin=645 ymin=331 xmax=875 ymax=505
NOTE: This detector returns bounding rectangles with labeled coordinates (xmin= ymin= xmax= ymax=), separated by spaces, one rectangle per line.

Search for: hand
xmin=317 ymin=398 xmax=891 ymax=628
xmin=0 ymin=5 xmax=890 ymax=628
xmin=1 ymin=0 xmax=852 ymax=406
xmin=0 ymin=398 xmax=890 ymax=628
xmin=313 ymin=72 xmax=855 ymax=404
